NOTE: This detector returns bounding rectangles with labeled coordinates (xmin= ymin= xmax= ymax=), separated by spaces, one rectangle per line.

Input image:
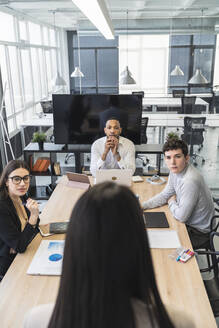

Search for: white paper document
xmin=27 ymin=240 xmax=65 ymax=275
xmin=147 ymin=230 xmax=181 ymax=249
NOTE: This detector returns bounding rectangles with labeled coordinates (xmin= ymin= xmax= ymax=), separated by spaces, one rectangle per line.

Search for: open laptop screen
xmin=95 ymin=169 xmax=132 ymax=187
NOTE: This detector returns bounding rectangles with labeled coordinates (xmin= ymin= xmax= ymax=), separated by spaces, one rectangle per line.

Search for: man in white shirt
xmin=90 ymin=118 xmax=136 ymax=177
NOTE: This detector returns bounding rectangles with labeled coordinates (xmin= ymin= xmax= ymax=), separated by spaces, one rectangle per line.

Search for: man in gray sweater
xmin=143 ymin=138 xmax=215 ymax=249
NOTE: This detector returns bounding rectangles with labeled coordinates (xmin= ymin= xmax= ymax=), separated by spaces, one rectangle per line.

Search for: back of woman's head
xmin=64 ymin=182 xmax=147 ymax=293
xmin=0 ymin=160 xmax=29 ymax=199
xmin=49 ymin=182 xmax=174 ymax=328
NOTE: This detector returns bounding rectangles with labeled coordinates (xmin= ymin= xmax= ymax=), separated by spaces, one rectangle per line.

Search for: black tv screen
xmin=53 ymin=94 xmax=142 ymax=145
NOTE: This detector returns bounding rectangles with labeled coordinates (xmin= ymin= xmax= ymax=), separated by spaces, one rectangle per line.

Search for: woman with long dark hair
xmin=24 ymin=182 xmax=193 ymax=328
xmin=0 ymin=160 xmax=40 ymax=280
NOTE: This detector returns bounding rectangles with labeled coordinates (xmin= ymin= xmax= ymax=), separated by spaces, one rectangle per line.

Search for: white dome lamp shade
xmin=52 ymin=11 xmax=66 ymax=87
xmin=120 ymin=10 xmax=136 ymax=85
xmin=54 ymin=71 xmax=67 ymax=86
xmin=71 ymin=25 xmax=84 ymax=94
xmin=188 ymin=9 xmax=208 ymax=85
xmin=170 ymin=65 xmax=184 ymax=76
xmin=120 ymin=66 xmax=136 ymax=85
xmin=188 ymin=69 xmax=208 ymax=84
xmin=71 ymin=67 xmax=84 ymax=77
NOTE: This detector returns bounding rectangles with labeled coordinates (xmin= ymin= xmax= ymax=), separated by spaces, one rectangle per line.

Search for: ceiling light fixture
xmin=71 ymin=0 xmax=114 ymax=40
xmin=120 ymin=10 xmax=136 ymax=85
xmin=170 ymin=65 xmax=184 ymax=76
xmin=188 ymin=9 xmax=208 ymax=84
xmin=169 ymin=8 xmax=184 ymax=77
xmin=52 ymin=11 xmax=66 ymax=87
xmin=71 ymin=25 xmax=84 ymax=94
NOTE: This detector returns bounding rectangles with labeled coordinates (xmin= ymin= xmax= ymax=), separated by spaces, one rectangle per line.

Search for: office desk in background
xmin=19 ymin=114 xmax=53 ymax=148
xmin=142 ymin=113 xmax=219 ymax=143
xmin=0 ymin=176 xmax=216 ymax=328
xmin=142 ymin=96 xmax=209 ymax=113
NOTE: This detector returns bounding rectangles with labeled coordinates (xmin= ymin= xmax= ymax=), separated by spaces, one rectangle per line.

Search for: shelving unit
xmin=23 ymin=142 xmax=92 ymax=198
xmin=23 ymin=142 xmax=164 ymax=198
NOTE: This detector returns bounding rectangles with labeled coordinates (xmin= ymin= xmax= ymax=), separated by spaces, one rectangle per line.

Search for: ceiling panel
xmin=0 ymin=0 xmax=219 ymax=32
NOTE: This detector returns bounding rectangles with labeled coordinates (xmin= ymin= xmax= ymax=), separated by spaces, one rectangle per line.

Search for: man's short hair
xmin=163 ymin=138 xmax=188 ymax=157
xmin=105 ymin=117 xmax=120 ymax=125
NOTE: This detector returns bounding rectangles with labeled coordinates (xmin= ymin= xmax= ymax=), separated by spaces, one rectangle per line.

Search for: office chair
xmin=213 ymin=197 xmax=219 ymax=213
xmin=172 ymin=89 xmax=185 ymax=98
xmin=196 ymin=231 xmax=219 ymax=317
xmin=195 ymin=214 xmax=219 ymax=272
xmin=40 ymin=101 xmax=53 ymax=114
xmin=137 ymin=117 xmax=150 ymax=170
xmin=181 ymin=96 xmax=196 ymax=114
xmin=140 ymin=117 xmax=148 ymax=144
xmin=65 ymin=153 xmax=74 ymax=164
xmin=132 ymin=91 xmax=144 ymax=97
xmin=201 ymin=96 xmax=214 ymax=114
xmin=181 ymin=116 xmax=206 ymax=166
xmin=214 ymin=95 xmax=219 ymax=114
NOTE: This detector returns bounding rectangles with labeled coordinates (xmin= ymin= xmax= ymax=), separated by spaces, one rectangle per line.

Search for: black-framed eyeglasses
xmin=8 ymin=175 xmax=31 ymax=185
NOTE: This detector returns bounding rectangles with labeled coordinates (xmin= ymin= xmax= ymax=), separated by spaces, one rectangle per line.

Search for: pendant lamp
xmin=54 ymin=71 xmax=67 ymax=86
xmin=188 ymin=9 xmax=208 ymax=85
xmin=188 ymin=69 xmax=208 ymax=84
xmin=170 ymin=65 xmax=184 ymax=76
xmin=52 ymin=11 xmax=66 ymax=87
xmin=120 ymin=10 xmax=136 ymax=85
xmin=71 ymin=66 xmax=84 ymax=78
xmin=71 ymin=25 xmax=84 ymax=94
xmin=169 ymin=8 xmax=184 ymax=77
xmin=120 ymin=66 xmax=136 ymax=84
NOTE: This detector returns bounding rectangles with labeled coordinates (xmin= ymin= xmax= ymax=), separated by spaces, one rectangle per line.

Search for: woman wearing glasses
xmin=0 ymin=160 xmax=40 ymax=280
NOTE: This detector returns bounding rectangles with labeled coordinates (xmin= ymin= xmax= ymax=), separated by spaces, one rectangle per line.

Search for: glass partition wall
xmin=119 ymin=34 xmax=216 ymax=97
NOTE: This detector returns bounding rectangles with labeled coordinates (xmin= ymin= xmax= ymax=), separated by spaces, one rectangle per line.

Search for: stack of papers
xmin=147 ymin=230 xmax=181 ymax=248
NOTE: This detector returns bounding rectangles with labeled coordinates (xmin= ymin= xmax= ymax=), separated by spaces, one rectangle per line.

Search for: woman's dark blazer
xmin=0 ymin=196 xmax=39 ymax=276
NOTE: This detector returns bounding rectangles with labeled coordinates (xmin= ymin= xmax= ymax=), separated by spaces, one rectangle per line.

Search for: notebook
xmin=95 ymin=169 xmax=132 ymax=187
xmin=143 ymin=212 xmax=169 ymax=228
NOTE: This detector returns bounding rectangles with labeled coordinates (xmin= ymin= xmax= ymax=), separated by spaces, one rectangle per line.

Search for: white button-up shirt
xmin=90 ymin=136 xmax=136 ymax=177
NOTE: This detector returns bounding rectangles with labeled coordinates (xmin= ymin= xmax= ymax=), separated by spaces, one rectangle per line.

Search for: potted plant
xmin=32 ymin=131 xmax=47 ymax=150
xmin=166 ymin=131 xmax=179 ymax=141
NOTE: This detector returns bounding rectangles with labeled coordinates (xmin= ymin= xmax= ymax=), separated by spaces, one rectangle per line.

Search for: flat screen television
xmin=53 ymin=94 xmax=142 ymax=145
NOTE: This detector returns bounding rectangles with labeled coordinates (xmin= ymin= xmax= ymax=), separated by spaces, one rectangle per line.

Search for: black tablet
xmin=49 ymin=222 xmax=69 ymax=234
xmin=143 ymin=212 xmax=169 ymax=228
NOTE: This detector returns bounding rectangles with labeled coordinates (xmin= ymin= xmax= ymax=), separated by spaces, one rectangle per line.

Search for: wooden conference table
xmin=0 ymin=176 xmax=216 ymax=328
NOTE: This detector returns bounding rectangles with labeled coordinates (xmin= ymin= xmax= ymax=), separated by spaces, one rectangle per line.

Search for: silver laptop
xmin=95 ymin=169 xmax=132 ymax=187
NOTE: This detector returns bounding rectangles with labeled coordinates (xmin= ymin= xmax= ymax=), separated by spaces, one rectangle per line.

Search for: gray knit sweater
xmin=143 ymin=164 xmax=215 ymax=232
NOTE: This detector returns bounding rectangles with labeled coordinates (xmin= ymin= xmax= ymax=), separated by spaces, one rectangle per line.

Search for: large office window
xmin=119 ymin=35 xmax=169 ymax=94
xmin=0 ymin=9 xmax=66 ymax=134
xmin=29 ymin=22 xmax=42 ymax=45
xmin=169 ymin=34 xmax=216 ymax=93
xmin=0 ymin=12 xmax=15 ymax=42
xmin=68 ymin=32 xmax=118 ymax=94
